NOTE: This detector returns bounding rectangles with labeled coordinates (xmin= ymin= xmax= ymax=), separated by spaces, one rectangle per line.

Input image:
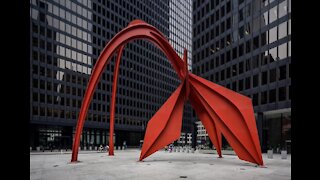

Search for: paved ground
xmin=30 ymin=149 xmax=291 ymax=180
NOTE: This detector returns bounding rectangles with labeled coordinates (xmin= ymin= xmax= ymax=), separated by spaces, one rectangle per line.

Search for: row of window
xmin=92 ymin=0 xmax=169 ymax=37
xmin=32 ymin=62 xmax=178 ymax=94
xmin=201 ymin=64 xmax=290 ymax=87
xmin=193 ymin=19 xmax=291 ymax=59
xmin=32 ymin=106 xmax=148 ymax=126
xmin=193 ymin=0 xmax=230 ymax=20
xmin=193 ymin=41 xmax=290 ymax=75
xmin=32 ymin=78 xmax=173 ymax=101
xmin=251 ymin=86 xmax=290 ymax=106
xmin=32 ymin=91 xmax=167 ymax=114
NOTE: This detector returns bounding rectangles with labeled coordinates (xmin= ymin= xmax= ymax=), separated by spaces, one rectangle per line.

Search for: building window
xmin=252 ymin=55 xmax=260 ymax=69
xmin=279 ymin=86 xmax=287 ymax=101
xmin=232 ymin=81 xmax=237 ymax=91
xmin=261 ymin=91 xmax=267 ymax=104
xmin=40 ymin=94 xmax=46 ymax=103
xmin=262 ymin=71 xmax=268 ymax=85
xmin=221 ymin=70 xmax=225 ymax=81
xmin=269 ymin=5 xmax=278 ymax=24
xmin=40 ymin=107 xmax=45 ymax=116
xmin=232 ymin=64 xmax=237 ymax=76
xmin=40 ymin=80 xmax=45 ymax=90
xmin=269 ymin=89 xmax=276 ymax=103
xmin=279 ymin=65 xmax=287 ymax=80
xmin=246 ymin=40 xmax=251 ymax=53
xmin=33 ymin=79 xmax=38 ymax=88
xmin=239 ymin=79 xmax=244 ymax=91
xmin=226 ymin=67 xmax=231 ymax=78
xmin=268 ymin=26 xmax=277 ymax=44
xmin=32 ymin=106 xmax=38 ymax=115
xmin=253 ymin=36 xmax=259 ymax=49
xmin=269 ymin=68 xmax=277 ymax=83
xmin=279 ymin=0 xmax=288 ymax=18
xmin=47 ymin=108 xmax=52 ymax=117
xmin=278 ymin=43 xmax=287 ymax=60
xmin=33 ymin=93 xmax=38 ymax=102
xmin=253 ymin=74 xmax=259 ymax=87
xmin=239 ymin=61 xmax=244 ymax=74
xmin=253 ymin=93 xmax=259 ymax=106
xmin=32 ymin=37 xmax=38 ymax=47
xmin=245 ymin=77 xmax=251 ymax=89
xmin=245 ymin=59 xmax=251 ymax=71
xmin=278 ymin=21 xmax=287 ymax=40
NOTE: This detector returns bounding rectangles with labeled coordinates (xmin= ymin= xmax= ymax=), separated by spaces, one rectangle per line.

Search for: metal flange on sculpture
xmin=71 ymin=20 xmax=264 ymax=166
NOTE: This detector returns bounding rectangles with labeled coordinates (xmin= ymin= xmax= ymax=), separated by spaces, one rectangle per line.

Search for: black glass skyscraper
xmin=192 ymin=0 xmax=291 ymax=152
xmin=30 ymin=0 xmax=193 ymax=150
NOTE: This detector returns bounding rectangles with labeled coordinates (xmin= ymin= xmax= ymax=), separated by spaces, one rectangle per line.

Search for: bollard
xmin=30 ymin=147 xmax=32 ymax=151
xmin=281 ymin=150 xmax=287 ymax=159
xmin=191 ymin=148 xmax=195 ymax=153
xmin=89 ymin=146 xmax=92 ymax=151
xmin=84 ymin=146 xmax=87 ymax=150
xmin=122 ymin=146 xmax=125 ymax=150
xmin=267 ymin=150 xmax=273 ymax=159
xmin=36 ymin=146 xmax=40 ymax=151
xmin=95 ymin=146 xmax=98 ymax=151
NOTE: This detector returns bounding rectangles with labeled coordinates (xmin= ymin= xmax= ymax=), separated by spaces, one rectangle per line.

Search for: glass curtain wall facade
xmin=30 ymin=0 xmax=193 ymax=150
xmin=192 ymin=0 xmax=291 ymax=153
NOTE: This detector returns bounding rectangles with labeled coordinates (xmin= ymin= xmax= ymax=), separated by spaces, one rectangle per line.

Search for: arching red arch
xmin=71 ymin=20 xmax=264 ymax=166
xmin=71 ymin=20 xmax=187 ymax=162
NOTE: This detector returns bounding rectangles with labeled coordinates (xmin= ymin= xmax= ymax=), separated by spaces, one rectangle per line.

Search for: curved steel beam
xmin=71 ymin=20 xmax=186 ymax=162
xmin=109 ymin=45 xmax=124 ymax=156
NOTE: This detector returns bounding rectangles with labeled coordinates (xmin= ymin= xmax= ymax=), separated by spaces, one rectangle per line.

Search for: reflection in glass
xmin=278 ymin=21 xmax=287 ymax=40
xmin=278 ymin=43 xmax=287 ymax=60
xmin=269 ymin=6 xmax=277 ymax=23
xmin=268 ymin=26 xmax=277 ymax=44
xmin=269 ymin=46 xmax=277 ymax=62
xmin=279 ymin=0 xmax=287 ymax=18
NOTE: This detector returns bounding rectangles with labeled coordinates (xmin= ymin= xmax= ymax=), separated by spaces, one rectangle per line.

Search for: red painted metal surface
xmin=109 ymin=45 xmax=124 ymax=156
xmin=71 ymin=20 xmax=264 ymax=166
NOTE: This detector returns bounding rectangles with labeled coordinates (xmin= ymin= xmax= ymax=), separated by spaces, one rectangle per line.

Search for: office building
xmin=30 ymin=0 xmax=193 ymax=150
xmin=192 ymin=0 xmax=291 ymax=152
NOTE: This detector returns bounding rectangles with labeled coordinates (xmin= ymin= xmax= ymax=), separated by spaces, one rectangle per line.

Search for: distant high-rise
xmin=30 ymin=0 xmax=193 ymax=150
xmin=192 ymin=0 xmax=291 ymax=152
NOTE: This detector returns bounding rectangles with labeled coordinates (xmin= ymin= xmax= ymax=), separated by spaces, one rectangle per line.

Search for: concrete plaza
xmin=30 ymin=149 xmax=290 ymax=180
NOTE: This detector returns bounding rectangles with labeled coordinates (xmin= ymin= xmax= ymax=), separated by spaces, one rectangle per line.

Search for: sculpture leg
xmin=189 ymin=90 xmax=222 ymax=157
xmin=139 ymin=82 xmax=185 ymax=161
xmin=109 ymin=45 xmax=124 ymax=156
xmin=189 ymin=74 xmax=263 ymax=165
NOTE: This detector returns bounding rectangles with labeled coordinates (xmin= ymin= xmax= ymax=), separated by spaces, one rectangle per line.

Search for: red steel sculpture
xmin=71 ymin=20 xmax=264 ymax=166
